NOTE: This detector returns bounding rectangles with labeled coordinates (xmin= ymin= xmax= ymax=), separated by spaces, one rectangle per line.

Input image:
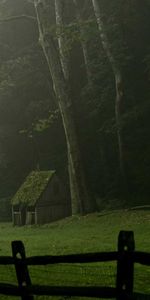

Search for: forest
xmin=0 ymin=0 xmax=150 ymax=215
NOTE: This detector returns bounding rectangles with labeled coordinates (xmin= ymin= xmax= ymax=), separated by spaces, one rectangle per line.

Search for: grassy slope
xmin=0 ymin=209 xmax=149 ymax=299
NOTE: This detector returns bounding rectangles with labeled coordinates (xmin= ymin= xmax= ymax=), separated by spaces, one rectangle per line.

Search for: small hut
xmin=11 ymin=170 xmax=70 ymax=226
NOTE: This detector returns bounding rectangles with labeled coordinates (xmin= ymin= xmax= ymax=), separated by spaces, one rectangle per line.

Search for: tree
xmin=91 ymin=0 xmax=127 ymax=189
xmin=72 ymin=0 xmax=93 ymax=85
xmin=34 ymin=0 xmax=95 ymax=215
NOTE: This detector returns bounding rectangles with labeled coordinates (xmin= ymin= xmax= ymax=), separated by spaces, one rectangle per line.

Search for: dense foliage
xmin=0 ymin=0 xmax=150 ymax=208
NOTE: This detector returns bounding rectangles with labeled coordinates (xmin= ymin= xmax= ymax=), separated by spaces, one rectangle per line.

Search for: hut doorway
xmin=20 ymin=205 xmax=26 ymax=225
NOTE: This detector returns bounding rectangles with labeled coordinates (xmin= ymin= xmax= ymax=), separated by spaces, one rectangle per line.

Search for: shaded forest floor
xmin=0 ymin=209 xmax=149 ymax=299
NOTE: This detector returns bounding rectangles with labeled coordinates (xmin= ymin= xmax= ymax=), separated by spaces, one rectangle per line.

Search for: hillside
xmin=0 ymin=209 xmax=149 ymax=255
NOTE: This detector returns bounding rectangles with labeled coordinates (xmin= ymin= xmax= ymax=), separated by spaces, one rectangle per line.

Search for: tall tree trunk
xmin=91 ymin=0 xmax=126 ymax=186
xmin=55 ymin=0 xmax=81 ymax=214
xmin=55 ymin=0 xmax=70 ymax=81
xmin=55 ymin=0 xmax=96 ymax=213
xmin=34 ymin=0 xmax=94 ymax=214
xmin=73 ymin=0 xmax=93 ymax=85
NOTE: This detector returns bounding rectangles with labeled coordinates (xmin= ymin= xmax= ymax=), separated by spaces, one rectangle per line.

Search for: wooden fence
xmin=0 ymin=230 xmax=149 ymax=299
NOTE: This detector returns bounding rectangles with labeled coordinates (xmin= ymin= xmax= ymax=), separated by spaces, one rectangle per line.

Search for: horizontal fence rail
xmin=17 ymin=251 xmax=150 ymax=265
xmin=0 ymin=251 xmax=149 ymax=265
xmin=0 ymin=231 xmax=149 ymax=299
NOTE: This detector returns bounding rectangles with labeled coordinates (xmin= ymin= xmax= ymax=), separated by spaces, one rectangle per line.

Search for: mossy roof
xmin=12 ymin=170 xmax=56 ymax=206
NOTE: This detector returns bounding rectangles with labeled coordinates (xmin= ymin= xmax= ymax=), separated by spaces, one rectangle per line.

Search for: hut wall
xmin=26 ymin=211 xmax=36 ymax=225
xmin=36 ymin=176 xmax=70 ymax=224
xmin=13 ymin=211 xmax=21 ymax=226
xmin=36 ymin=203 xmax=69 ymax=224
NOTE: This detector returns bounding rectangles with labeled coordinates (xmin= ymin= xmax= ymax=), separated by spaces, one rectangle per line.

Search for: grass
xmin=0 ymin=209 xmax=149 ymax=299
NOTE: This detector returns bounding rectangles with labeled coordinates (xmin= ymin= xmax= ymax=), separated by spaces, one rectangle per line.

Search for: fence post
xmin=12 ymin=240 xmax=34 ymax=300
xmin=116 ymin=230 xmax=135 ymax=300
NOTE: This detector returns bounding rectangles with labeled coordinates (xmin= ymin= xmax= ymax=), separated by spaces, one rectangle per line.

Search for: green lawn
xmin=0 ymin=209 xmax=149 ymax=299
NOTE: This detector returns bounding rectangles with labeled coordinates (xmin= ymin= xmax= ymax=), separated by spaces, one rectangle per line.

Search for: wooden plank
xmin=12 ymin=241 xmax=34 ymax=300
xmin=26 ymin=285 xmax=117 ymax=298
xmin=116 ymin=231 xmax=135 ymax=300
xmin=133 ymin=251 xmax=150 ymax=266
xmin=0 ymin=283 xmax=149 ymax=299
xmin=26 ymin=251 xmax=118 ymax=265
xmin=0 ymin=283 xmax=117 ymax=298
xmin=0 ymin=251 xmax=149 ymax=266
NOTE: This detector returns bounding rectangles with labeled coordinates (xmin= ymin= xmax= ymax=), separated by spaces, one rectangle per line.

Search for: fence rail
xmin=0 ymin=230 xmax=149 ymax=299
xmin=0 ymin=251 xmax=150 ymax=265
